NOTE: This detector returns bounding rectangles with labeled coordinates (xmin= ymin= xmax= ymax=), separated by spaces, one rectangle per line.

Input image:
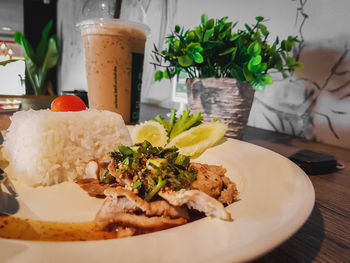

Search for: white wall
xmin=57 ymin=0 xmax=350 ymax=148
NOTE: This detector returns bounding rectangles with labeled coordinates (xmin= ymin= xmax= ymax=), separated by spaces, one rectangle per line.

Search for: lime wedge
xmin=131 ymin=120 xmax=168 ymax=147
xmin=167 ymin=122 xmax=227 ymax=157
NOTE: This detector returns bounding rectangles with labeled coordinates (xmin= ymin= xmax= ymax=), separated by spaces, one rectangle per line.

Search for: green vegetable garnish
xmin=155 ymin=109 xmax=203 ymax=141
xmin=106 ymin=141 xmax=196 ymax=201
xmin=145 ymin=176 xmax=167 ymax=201
xmin=99 ymin=169 xmax=116 ymax=184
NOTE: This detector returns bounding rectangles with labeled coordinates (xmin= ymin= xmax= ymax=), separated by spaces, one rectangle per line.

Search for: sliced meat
xmin=75 ymin=178 xmax=119 ymax=197
xmin=219 ymin=177 xmax=239 ymax=205
xmin=191 ymin=163 xmax=225 ymax=198
xmin=159 ymin=189 xmax=231 ymax=221
xmin=95 ymin=212 xmax=187 ymax=231
xmin=105 ymin=187 xmax=189 ymax=219
xmin=108 ymin=162 xmax=133 ymax=189
xmin=95 ymin=187 xmax=189 ymax=231
xmin=191 ymin=162 xmax=238 ymax=205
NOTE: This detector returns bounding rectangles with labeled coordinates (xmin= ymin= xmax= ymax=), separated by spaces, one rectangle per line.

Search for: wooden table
xmin=140 ymin=103 xmax=350 ymax=263
xmin=1 ymin=101 xmax=349 ymax=262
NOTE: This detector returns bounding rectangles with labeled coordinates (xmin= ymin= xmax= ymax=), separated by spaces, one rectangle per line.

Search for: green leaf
xmin=219 ymin=47 xmax=237 ymax=56
xmin=205 ymin=19 xmax=214 ymax=29
xmin=13 ymin=32 xmax=34 ymax=60
xmin=262 ymin=74 xmax=273 ymax=85
xmin=178 ymin=55 xmax=193 ymax=67
xmin=258 ymin=24 xmax=269 ymax=37
xmin=154 ymin=70 xmax=163 ymax=81
xmin=248 ymin=55 xmax=262 ymax=72
xmin=201 ymin=14 xmax=208 ymax=25
xmin=258 ymin=63 xmax=267 ymax=72
xmin=223 ymin=22 xmax=233 ymax=31
xmin=247 ymin=42 xmax=261 ymax=56
xmin=243 ymin=66 xmax=253 ymax=82
xmin=193 ymin=52 xmax=204 ymax=63
xmin=186 ymin=42 xmax=202 ymax=53
xmin=218 ymin=17 xmax=228 ymax=31
xmin=256 ymin=16 xmax=264 ymax=22
xmin=252 ymin=82 xmax=265 ymax=91
xmin=41 ymin=37 xmax=58 ymax=70
xmin=175 ymin=25 xmax=180 ymax=33
xmin=281 ymin=40 xmax=289 ymax=51
xmin=229 ymin=33 xmax=239 ymax=41
xmin=218 ymin=31 xmax=226 ymax=40
xmin=230 ymin=64 xmax=245 ymax=81
xmin=35 ymin=20 xmax=53 ymax=66
xmin=169 ymin=109 xmax=203 ymax=140
xmin=244 ymin=24 xmax=253 ymax=33
xmin=194 ymin=26 xmax=202 ymax=40
xmin=203 ymin=28 xmax=214 ymax=42
xmin=186 ymin=31 xmax=195 ymax=41
xmin=172 ymin=40 xmax=181 ymax=52
xmin=163 ymin=69 xmax=170 ymax=79
xmin=231 ymin=47 xmax=237 ymax=61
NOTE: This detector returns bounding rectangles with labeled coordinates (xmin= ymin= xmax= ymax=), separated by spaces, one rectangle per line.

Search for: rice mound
xmin=2 ymin=109 xmax=132 ymax=186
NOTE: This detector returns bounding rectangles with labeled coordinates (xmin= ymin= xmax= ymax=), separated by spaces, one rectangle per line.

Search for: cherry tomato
xmin=51 ymin=95 xmax=87 ymax=112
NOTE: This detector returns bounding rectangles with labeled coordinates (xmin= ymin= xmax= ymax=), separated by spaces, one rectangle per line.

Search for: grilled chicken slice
xmin=95 ymin=187 xmax=189 ymax=231
xmin=96 ymin=212 xmax=187 ymax=231
xmin=158 ymin=189 xmax=231 ymax=220
xmin=75 ymin=178 xmax=116 ymax=197
xmin=191 ymin=163 xmax=238 ymax=205
xmin=104 ymin=187 xmax=189 ymax=219
xmin=191 ymin=163 xmax=224 ymax=198
xmin=218 ymin=176 xmax=239 ymax=205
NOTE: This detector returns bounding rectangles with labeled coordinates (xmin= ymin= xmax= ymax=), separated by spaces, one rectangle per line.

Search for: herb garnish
xmin=103 ymin=141 xmax=197 ymax=201
xmin=155 ymin=109 xmax=203 ymax=141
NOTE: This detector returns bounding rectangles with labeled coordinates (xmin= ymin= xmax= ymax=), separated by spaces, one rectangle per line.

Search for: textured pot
xmin=186 ymin=78 xmax=255 ymax=139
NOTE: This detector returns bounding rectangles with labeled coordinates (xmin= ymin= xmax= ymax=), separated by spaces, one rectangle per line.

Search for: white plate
xmin=0 ymin=138 xmax=315 ymax=263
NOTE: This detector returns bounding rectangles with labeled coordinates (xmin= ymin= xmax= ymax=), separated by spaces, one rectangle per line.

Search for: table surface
xmin=1 ymin=101 xmax=349 ymax=262
xmin=140 ymin=103 xmax=350 ymax=263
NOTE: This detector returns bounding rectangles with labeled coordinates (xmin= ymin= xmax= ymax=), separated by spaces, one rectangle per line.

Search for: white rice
xmin=2 ymin=109 xmax=132 ymax=186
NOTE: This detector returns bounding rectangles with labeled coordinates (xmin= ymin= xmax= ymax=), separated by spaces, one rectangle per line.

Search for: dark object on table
xmin=62 ymin=90 xmax=89 ymax=107
xmin=289 ymin=149 xmax=341 ymax=175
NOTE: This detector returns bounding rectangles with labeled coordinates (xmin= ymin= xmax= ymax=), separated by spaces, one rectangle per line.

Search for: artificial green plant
xmin=0 ymin=20 xmax=58 ymax=95
xmin=152 ymin=14 xmax=303 ymax=90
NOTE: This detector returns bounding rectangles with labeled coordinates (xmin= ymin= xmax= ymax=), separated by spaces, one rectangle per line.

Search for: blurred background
xmin=0 ymin=0 xmax=349 ymax=149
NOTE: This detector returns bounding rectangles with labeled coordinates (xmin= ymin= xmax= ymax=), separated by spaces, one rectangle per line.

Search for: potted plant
xmin=1 ymin=20 xmax=59 ymax=96
xmin=152 ymin=14 xmax=303 ymax=139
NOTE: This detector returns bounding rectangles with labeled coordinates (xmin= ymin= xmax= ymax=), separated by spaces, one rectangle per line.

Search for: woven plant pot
xmin=186 ymin=78 xmax=255 ymax=139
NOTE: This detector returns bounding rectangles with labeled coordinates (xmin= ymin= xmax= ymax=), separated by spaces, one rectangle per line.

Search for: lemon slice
xmin=131 ymin=120 xmax=168 ymax=147
xmin=167 ymin=122 xmax=227 ymax=157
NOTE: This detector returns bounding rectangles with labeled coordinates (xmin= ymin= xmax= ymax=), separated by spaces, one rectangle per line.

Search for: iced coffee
xmin=78 ymin=19 xmax=149 ymax=123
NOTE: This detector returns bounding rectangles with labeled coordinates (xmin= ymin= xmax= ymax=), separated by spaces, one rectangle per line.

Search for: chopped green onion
xmin=145 ymin=176 xmax=167 ymax=201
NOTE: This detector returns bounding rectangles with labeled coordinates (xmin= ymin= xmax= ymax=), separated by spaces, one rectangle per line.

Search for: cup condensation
xmin=77 ymin=19 xmax=149 ymax=124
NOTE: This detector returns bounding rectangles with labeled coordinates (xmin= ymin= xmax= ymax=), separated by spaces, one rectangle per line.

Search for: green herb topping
xmin=102 ymin=141 xmax=197 ymax=201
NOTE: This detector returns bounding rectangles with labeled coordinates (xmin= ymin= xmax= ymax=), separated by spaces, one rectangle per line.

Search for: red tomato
xmin=51 ymin=95 xmax=87 ymax=112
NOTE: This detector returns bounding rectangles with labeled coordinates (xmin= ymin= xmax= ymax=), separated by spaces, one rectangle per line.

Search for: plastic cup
xmin=77 ymin=18 xmax=150 ymax=124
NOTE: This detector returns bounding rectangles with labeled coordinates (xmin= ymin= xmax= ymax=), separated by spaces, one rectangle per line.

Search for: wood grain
xmin=243 ymin=126 xmax=350 ymax=263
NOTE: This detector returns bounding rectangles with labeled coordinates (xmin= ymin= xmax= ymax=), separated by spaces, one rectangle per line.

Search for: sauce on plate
xmin=0 ymin=214 xmax=120 ymax=241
